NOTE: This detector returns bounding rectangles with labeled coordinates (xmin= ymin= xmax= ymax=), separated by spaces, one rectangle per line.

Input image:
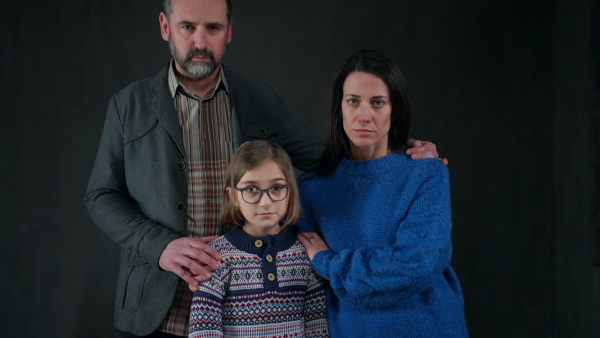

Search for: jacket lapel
xmin=150 ymin=64 xmax=186 ymax=159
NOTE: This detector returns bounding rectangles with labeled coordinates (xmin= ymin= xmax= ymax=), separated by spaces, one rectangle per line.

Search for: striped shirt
xmin=159 ymin=61 xmax=234 ymax=336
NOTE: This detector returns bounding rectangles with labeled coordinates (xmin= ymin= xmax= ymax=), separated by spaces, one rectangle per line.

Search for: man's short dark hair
xmin=163 ymin=0 xmax=232 ymax=21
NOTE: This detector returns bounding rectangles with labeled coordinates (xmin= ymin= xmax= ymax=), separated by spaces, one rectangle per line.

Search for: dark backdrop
xmin=1 ymin=0 xmax=599 ymax=337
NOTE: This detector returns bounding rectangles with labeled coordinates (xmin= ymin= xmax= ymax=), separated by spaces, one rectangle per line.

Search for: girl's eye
xmin=245 ymin=187 xmax=259 ymax=193
xmin=271 ymin=185 xmax=283 ymax=192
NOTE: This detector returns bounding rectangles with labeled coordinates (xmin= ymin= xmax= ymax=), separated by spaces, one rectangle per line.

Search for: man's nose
xmin=193 ymin=29 xmax=208 ymax=49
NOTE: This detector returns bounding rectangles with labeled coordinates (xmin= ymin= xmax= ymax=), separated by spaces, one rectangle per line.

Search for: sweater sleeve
xmin=303 ymin=268 xmax=329 ymax=337
xmin=310 ymin=167 xmax=452 ymax=309
xmin=189 ymin=261 xmax=227 ymax=338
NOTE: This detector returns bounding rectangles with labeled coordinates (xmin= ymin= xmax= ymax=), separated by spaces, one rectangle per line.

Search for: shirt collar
xmin=167 ymin=59 xmax=229 ymax=100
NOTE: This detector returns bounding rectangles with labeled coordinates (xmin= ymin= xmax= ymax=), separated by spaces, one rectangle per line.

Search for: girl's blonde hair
xmin=221 ymin=140 xmax=302 ymax=229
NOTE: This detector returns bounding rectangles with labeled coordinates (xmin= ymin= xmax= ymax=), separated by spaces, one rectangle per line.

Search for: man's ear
xmin=226 ymin=18 xmax=233 ymax=43
xmin=159 ymin=12 xmax=170 ymax=42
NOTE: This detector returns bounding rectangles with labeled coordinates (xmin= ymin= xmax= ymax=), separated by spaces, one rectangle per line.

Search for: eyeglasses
xmin=235 ymin=184 xmax=290 ymax=204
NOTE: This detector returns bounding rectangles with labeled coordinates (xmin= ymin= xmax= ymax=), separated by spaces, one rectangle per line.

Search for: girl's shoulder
xmin=209 ymin=234 xmax=239 ymax=254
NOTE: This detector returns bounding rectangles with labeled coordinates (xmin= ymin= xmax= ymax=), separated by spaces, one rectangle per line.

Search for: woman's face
xmin=341 ymin=71 xmax=392 ymax=161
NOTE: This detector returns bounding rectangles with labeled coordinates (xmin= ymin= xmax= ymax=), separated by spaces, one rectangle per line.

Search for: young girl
xmin=188 ymin=140 xmax=329 ymax=338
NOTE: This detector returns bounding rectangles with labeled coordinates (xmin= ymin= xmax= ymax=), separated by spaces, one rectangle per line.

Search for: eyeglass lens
xmin=242 ymin=185 xmax=288 ymax=203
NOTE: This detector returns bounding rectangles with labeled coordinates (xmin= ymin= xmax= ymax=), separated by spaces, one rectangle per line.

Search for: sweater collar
xmin=224 ymin=224 xmax=298 ymax=254
xmin=338 ymin=151 xmax=408 ymax=177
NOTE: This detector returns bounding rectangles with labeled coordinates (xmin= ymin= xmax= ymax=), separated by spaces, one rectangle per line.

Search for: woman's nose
xmin=358 ymin=106 xmax=372 ymax=123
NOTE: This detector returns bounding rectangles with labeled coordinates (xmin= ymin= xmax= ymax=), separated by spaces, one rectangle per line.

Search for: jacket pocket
xmin=115 ymin=260 xmax=151 ymax=313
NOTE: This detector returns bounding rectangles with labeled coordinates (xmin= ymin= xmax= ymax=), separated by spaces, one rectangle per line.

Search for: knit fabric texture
xmin=189 ymin=225 xmax=329 ymax=338
xmin=298 ymin=152 xmax=468 ymax=337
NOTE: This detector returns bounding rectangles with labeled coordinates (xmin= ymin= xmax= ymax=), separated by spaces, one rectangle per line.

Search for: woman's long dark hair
xmin=317 ymin=49 xmax=411 ymax=176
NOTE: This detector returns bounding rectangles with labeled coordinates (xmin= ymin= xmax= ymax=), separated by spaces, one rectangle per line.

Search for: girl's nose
xmin=258 ymin=191 xmax=273 ymax=207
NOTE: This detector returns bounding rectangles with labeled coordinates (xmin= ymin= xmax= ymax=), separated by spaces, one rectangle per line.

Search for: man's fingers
xmin=187 ymin=241 xmax=222 ymax=267
xmin=168 ymin=263 xmax=201 ymax=290
xmin=198 ymin=235 xmax=220 ymax=244
xmin=183 ymin=258 xmax=214 ymax=278
xmin=410 ymin=150 xmax=438 ymax=160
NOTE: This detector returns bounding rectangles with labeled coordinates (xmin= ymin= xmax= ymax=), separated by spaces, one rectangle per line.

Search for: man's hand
xmin=158 ymin=236 xmax=221 ymax=292
xmin=406 ymin=138 xmax=449 ymax=166
xmin=298 ymin=232 xmax=330 ymax=261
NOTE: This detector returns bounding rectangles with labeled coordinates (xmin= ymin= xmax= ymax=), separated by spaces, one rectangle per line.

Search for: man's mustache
xmin=185 ymin=48 xmax=215 ymax=62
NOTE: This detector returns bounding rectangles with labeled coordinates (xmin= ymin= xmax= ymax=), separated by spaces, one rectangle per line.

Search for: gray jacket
xmin=84 ymin=64 xmax=323 ymax=335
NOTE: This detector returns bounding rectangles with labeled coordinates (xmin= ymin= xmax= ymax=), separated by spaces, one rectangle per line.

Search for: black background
xmin=1 ymin=0 xmax=599 ymax=337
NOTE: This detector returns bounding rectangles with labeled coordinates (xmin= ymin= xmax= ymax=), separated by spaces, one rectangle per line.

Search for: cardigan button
xmin=255 ymin=240 xmax=263 ymax=248
xmin=258 ymin=128 xmax=267 ymax=136
xmin=177 ymin=161 xmax=186 ymax=170
xmin=175 ymin=203 xmax=185 ymax=211
xmin=265 ymin=254 xmax=273 ymax=262
xmin=267 ymin=273 xmax=276 ymax=281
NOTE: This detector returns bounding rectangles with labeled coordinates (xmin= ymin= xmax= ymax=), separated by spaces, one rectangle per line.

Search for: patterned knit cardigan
xmin=189 ymin=225 xmax=329 ymax=338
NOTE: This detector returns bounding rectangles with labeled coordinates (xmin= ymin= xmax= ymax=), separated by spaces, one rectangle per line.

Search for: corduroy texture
xmin=189 ymin=225 xmax=329 ymax=337
xmin=298 ymin=152 xmax=468 ymax=337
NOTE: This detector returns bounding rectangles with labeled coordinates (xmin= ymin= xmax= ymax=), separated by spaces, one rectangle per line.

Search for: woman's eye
xmin=348 ymin=98 xmax=358 ymax=105
xmin=373 ymin=100 xmax=385 ymax=107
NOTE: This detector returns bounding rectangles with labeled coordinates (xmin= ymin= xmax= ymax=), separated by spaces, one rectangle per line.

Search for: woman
xmin=298 ymin=49 xmax=468 ymax=337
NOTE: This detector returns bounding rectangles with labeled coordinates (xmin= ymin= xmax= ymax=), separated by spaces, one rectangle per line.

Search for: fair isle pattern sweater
xmin=189 ymin=225 xmax=329 ymax=338
xmin=298 ymin=152 xmax=468 ymax=338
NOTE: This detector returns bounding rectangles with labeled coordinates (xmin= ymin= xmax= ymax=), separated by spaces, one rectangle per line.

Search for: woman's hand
xmin=298 ymin=232 xmax=330 ymax=261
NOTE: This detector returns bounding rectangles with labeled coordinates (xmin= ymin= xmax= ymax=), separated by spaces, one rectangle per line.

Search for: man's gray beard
xmin=170 ymin=40 xmax=223 ymax=80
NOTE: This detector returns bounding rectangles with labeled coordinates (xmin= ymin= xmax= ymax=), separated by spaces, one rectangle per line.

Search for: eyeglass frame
xmin=234 ymin=184 xmax=290 ymax=204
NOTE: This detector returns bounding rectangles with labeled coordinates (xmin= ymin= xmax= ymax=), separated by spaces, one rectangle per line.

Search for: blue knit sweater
xmin=298 ymin=152 xmax=468 ymax=337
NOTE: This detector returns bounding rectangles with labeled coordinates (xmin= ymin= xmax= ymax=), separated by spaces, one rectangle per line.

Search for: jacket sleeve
xmin=270 ymin=92 xmax=324 ymax=173
xmin=310 ymin=168 xmax=452 ymax=308
xmin=84 ymin=94 xmax=181 ymax=269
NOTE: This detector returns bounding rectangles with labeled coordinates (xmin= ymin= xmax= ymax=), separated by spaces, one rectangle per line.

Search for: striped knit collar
xmin=224 ymin=224 xmax=298 ymax=254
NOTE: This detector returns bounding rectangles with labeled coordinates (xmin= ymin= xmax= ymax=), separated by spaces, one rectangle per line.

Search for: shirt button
xmin=267 ymin=273 xmax=276 ymax=281
xmin=206 ymin=199 xmax=212 ymax=205
xmin=205 ymin=166 xmax=210 ymax=171
xmin=255 ymin=240 xmax=263 ymax=248
xmin=265 ymin=255 xmax=273 ymax=262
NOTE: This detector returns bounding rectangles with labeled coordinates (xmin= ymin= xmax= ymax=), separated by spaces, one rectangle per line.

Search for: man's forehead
xmin=170 ymin=0 xmax=228 ymax=17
